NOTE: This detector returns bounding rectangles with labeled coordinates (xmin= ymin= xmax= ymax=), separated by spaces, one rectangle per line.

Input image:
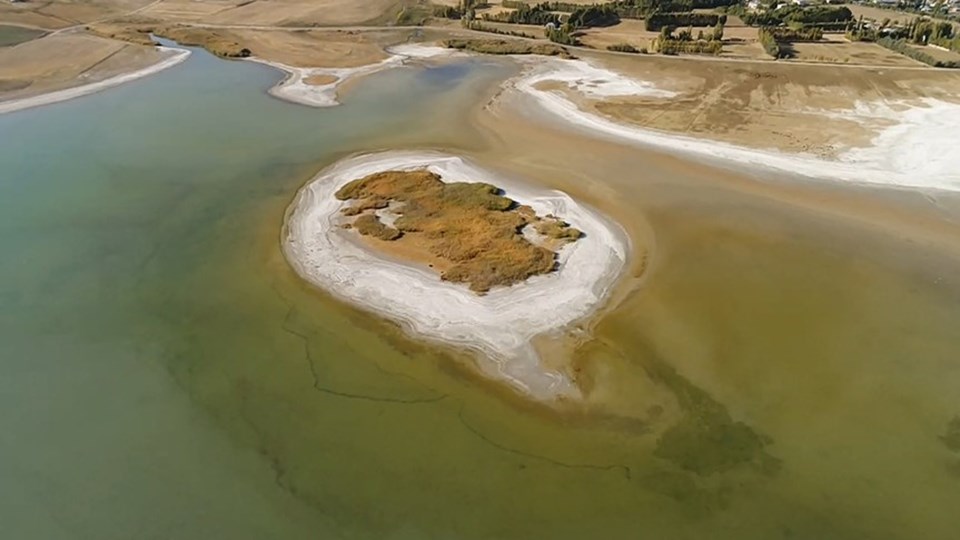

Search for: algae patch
xmin=942 ymin=415 xmax=960 ymax=452
xmin=643 ymin=352 xmax=779 ymax=477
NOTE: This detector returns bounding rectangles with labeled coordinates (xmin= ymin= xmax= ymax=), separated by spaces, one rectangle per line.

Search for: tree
xmin=713 ymin=21 xmax=725 ymax=41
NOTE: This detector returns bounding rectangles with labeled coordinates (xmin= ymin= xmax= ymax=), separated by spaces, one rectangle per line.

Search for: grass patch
xmin=335 ymin=170 xmax=582 ymax=293
xmin=607 ymin=42 xmax=643 ymax=54
xmin=86 ymin=23 xmax=155 ymax=47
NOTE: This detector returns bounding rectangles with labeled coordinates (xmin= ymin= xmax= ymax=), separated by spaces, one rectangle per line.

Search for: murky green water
xmin=1 ymin=47 xmax=959 ymax=539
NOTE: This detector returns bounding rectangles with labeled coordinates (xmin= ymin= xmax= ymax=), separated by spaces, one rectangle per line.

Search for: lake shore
xmin=0 ymin=45 xmax=190 ymax=115
xmin=505 ymin=55 xmax=960 ymax=191
xmin=282 ymin=150 xmax=629 ymax=401
xmin=250 ymin=43 xmax=458 ymax=108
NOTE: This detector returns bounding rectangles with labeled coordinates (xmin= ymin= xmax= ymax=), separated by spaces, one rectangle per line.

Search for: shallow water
xmin=1 ymin=46 xmax=959 ymax=539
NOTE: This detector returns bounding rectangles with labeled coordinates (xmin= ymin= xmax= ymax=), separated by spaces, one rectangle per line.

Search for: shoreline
xmin=282 ymin=151 xmax=629 ymax=401
xmin=249 ymin=44 xmax=458 ymax=108
xmin=0 ymin=46 xmax=191 ymax=115
xmin=507 ymin=57 xmax=960 ymax=192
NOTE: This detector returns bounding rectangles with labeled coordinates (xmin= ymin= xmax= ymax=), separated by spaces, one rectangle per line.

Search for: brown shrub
xmin=352 ymin=214 xmax=402 ymax=241
xmin=336 ymin=170 xmax=582 ymax=293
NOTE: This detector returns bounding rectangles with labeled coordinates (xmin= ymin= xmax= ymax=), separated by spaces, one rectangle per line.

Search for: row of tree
xmin=741 ymin=5 xmax=853 ymax=26
xmin=877 ymin=36 xmax=960 ymax=67
xmin=757 ymin=27 xmax=784 ymax=58
xmin=653 ymin=25 xmax=724 ymax=54
xmin=498 ymin=0 xmax=739 ymax=19
xmin=482 ymin=2 xmax=560 ymax=25
xmin=502 ymin=0 xmax=583 ymax=11
xmin=482 ymin=2 xmax=620 ymax=28
xmin=645 ymin=12 xmax=725 ymax=30
xmin=847 ymin=16 xmax=956 ymax=48
xmin=765 ymin=26 xmax=823 ymax=41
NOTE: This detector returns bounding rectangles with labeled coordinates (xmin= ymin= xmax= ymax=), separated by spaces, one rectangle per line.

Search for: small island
xmin=335 ymin=170 xmax=582 ymax=293
xmin=284 ymin=151 xmax=629 ymax=399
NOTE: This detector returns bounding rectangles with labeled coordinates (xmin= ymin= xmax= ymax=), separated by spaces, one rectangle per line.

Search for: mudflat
xmin=567 ymin=50 xmax=960 ymax=157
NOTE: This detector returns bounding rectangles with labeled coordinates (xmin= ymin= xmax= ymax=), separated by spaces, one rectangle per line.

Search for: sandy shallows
xmin=248 ymin=44 xmax=458 ymax=108
xmin=283 ymin=151 xmax=629 ymax=401
xmin=508 ymin=56 xmax=960 ymax=191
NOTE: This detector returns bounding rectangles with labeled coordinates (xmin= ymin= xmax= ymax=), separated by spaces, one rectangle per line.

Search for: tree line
xmin=877 ymin=37 xmax=959 ymax=68
xmin=645 ymin=12 xmax=725 ymax=31
xmin=741 ymin=5 xmax=853 ymax=27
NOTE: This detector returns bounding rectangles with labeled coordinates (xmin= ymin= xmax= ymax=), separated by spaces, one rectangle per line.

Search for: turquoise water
xmin=2 ymin=45 xmax=959 ymax=540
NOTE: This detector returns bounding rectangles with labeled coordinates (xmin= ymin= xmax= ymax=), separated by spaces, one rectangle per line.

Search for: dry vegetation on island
xmin=335 ymin=170 xmax=582 ymax=293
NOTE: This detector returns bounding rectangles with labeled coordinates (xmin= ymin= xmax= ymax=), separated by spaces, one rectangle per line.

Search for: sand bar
xmin=509 ymin=57 xmax=960 ymax=191
xmin=283 ymin=151 xmax=629 ymax=400
xmin=0 ymin=46 xmax=190 ymax=115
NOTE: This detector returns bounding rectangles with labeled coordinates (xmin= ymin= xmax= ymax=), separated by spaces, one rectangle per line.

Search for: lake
xmin=1 ymin=44 xmax=958 ymax=539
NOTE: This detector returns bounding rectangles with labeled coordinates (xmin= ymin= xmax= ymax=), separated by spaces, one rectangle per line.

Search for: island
xmin=283 ymin=151 xmax=629 ymax=400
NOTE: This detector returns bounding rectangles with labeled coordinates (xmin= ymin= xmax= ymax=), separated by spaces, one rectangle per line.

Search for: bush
xmin=607 ymin=42 xmax=640 ymax=53
xmin=546 ymin=27 xmax=579 ymax=45
xmin=432 ymin=5 xmax=462 ymax=19
xmin=568 ymin=5 xmax=620 ymax=28
xmin=483 ymin=2 xmax=560 ymax=25
xmin=758 ymin=27 xmax=784 ymax=58
xmin=768 ymin=26 xmax=823 ymax=41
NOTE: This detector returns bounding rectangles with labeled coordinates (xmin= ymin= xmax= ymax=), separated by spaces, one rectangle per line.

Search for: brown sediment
xmin=304 ymin=74 xmax=338 ymax=86
xmin=334 ymin=169 xmax=582 ymax=293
